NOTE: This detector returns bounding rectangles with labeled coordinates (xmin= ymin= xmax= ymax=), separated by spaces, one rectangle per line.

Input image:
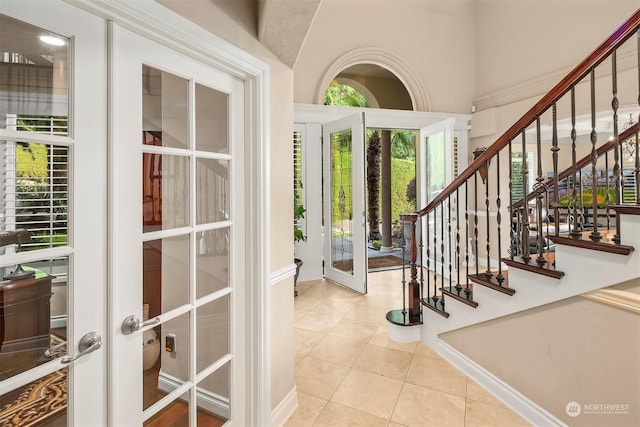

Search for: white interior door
xmin=110 ymin=24 xmax=245 ymax=426
xmin=419 ymin=119 xmax=456 ymax=278
xmin=0 ymin=1 xmax=107 ymax=425
xmin=322 ymin=113 xmax=367 ymax=294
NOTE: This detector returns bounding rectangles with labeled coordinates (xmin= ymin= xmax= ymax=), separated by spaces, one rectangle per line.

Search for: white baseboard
xmin=158 ymin=372 xmax=229 ymax=419
xmin=270 ymin=386 xmax=298 ymax=427
xmin=437 ymin=340 xmax=565 ymax=427
xmin=50 ymin=315 xmax=67 ymax=329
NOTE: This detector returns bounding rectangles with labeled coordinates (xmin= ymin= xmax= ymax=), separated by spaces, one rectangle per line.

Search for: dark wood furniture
xmin=0 ymin=273 xmax=53 ymax=356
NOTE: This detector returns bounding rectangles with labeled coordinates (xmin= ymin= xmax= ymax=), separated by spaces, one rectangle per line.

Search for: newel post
xmin=401 ymin=213 xmax=421 ymax=323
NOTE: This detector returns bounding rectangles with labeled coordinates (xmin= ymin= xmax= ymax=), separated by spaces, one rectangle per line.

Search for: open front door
xmin=419 ymin=118 xmax=457 ymax=278
xmin=323 ymin=113 xmax=367 ymax=294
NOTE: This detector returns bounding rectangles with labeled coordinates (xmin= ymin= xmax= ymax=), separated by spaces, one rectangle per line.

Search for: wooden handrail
xmin=418 ymin=8 xmax=640 ymax=217
xmin=512 ymin=122 xmax=640 ymax=209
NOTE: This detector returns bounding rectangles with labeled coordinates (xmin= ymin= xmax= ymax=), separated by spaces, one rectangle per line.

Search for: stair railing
xmin=398 ymin=9 xmax=640 ymax=318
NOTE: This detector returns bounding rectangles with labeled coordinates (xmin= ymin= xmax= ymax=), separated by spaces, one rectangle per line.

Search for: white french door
xmin=110 ymin=24 xmax=246 ymax=425
xmin=322 ymin=113 xmax=367 ymax=294
xmin=420 ymin=118 xmax=457 ymax=278
xmin=0 ymin=1 xmax=107 ymax=425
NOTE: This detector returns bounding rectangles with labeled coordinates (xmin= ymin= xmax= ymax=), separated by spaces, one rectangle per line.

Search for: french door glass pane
xmin=142 ymin=153 xmax=190 ymax=231
xmin=196 ymin=158 xmax=229 ymax=224
xmin=142 ymin=235 xmax=189 ymax=318
xmin=142 ymin=65 xmax=188 ymax=149
xmin=197 ymin=361 xmax=230 ymax=425
xmin=196 ymin=227 xmax=230 ymax=298
xmin=196 ymin=295 xmax=230 ymax=373
xmin=0 ymin=14 xmax=69 ymax=135
xmin=195 ymin=83 xmax=228 ymax=154
xmin=330 ymin=129 xmax=354 ymax=274
xmin=143 ymin=311 xmax=190 ymax=411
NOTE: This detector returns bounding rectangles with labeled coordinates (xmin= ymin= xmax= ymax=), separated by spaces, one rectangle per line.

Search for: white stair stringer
xmin=415 ymin=214 xmax=640 ymax=427
xmin=421 ymin=212 xmax=640 ymax=347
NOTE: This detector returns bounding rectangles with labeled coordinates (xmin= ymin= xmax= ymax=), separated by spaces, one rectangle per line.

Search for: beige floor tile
xmin=405 ymin=354 xmax=467 ymax=397
xmin=323 ymin=297 xmax=359 ymax=314
xmin=294 ymin=294 xmax=323 ymax=313
xmin=331 ymin=369 xmax=403 ymax=420
xmin=415 ymin=341 xmax=442 ymax=359
xmin=388 ymin=423 xmax=407 ymax=427
xmin=392 ymin=383 xmax=466 ymax=427
xmin=328 ymin=317 xmax=379 ymax=343
xmin=465 ymin=399 xmax=531 ymax=427
xmin=344 ymin=303 xmax=390 ymax=325
xmin=295 ymin=357 xmax=351 ymax=400
xmin=294 ymin=328 xmax=325 ymax=359
xmin=356 ymin=292 xmax=400 ymax=309
xmin=308 ymin=334 xmax=367 ymax=367
xmin=296 ymin=309 xmax=344 ymax=333
xmin=313 ymin=401 xmax=389 ymax=427
xmin=326 ymin=289 xmax=365 ymax=305
xmin=284 ymin=392 xmax=327 ymax=427
xmin=353 ymin=344 xmax=413 ymax=381
xmin=369 ymin=325 xmax=418 ymax=354
xmin=466 ymin=379 xmax=505 ymax=407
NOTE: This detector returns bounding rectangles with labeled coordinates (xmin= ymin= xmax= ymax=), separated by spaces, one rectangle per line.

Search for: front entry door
xmin=322 ymin=113 xmax=367 ymax=294
xmin=111 ymin=24 xmax=246 ymax=425
xmin=420 ymin=118 xmax=456 ymax=278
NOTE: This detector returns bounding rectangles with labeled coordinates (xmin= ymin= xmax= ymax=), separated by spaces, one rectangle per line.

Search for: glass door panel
xmin=323 ymin=113 xmax=367 ymax=294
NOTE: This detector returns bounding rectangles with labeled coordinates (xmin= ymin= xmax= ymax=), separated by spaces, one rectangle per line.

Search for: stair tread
xmin=548 ymin=234 xmax=634 ymax=255
xmin=441 ymin=285 xmax=478 ymax=308
xmin=420 ymin=297 xmax=450 ymax=318
xmin=502 ymin=256 xmax=565 ymax=279
xmin=468 ymin=271 xmax=515 ymax=295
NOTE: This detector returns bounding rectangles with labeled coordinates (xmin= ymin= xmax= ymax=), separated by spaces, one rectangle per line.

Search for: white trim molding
xmin=438 ymin=340 xmax=565 ymax=427
xmin=583 ymin=289 xmax=640 ymax=314
xmin=315 ymin=47 xmax=431 ymax=112
xmin=270 ymin=387 xmax=298 ymax=427
xmin=158 ymin=372 xmax=230 ymax=419
xmin=271 ymin=263 xmax=297 ymax=287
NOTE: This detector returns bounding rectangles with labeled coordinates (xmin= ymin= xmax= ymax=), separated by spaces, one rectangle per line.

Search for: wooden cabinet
xmin=0 ymin=273 xmax=53 ymax=355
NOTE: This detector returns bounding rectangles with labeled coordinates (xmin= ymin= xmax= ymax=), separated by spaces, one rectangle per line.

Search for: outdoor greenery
xmin=324 ymin=80 xmax=369 ymax=107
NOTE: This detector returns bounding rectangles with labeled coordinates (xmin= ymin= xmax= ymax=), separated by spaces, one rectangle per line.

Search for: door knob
xmin=121 ymin=314 xmax=160 ymax=335
xmin=61 ymin=332 xmax=102 ymax=364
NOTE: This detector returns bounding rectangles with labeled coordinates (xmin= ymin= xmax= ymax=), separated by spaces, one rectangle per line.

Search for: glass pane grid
xmin=330 ymin=129 xmax=354 ymax=274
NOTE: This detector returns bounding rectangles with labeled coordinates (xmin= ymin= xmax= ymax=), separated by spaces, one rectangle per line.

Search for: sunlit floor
xmin=286 ymin=269 xmax=531 ymax=427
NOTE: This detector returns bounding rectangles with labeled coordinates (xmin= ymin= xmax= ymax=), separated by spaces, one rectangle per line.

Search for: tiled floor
xmin=286 ymin=269 xmax=531 ymax=427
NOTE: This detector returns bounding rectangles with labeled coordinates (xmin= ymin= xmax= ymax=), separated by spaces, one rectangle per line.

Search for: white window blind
xmin=2 ymin=116 xmax=69 ymax=251
xmin=293 ymin=129 xmax=304 ymax=230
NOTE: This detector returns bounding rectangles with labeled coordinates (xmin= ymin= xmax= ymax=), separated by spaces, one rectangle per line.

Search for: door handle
xmin=61 ymin=332 xmax=102 ymax=364
xmin=121 ymin=315 xmax=160 ymax=335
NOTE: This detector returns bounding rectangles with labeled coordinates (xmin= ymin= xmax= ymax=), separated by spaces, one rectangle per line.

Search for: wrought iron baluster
xmin=496 ymin=152 xmax=504 ymax=285
xmin=426 ymin=211 xmax=431 ymax=302
xmin=474 ymin=173 xmax=480 ymax=273
xmin=485 ymin=155 xmax=491 ymax=276
xmin=535 ymin=116 xmax=547 ymax=267
xmin=509 ymin=140 xmax=515 ymax=260
xmin=455 ymin=188 xmax=462 ymax=296
xmin=440 ymin=202 xmax=445 ymax=293
xmin=570 ymin=87 xmax=581 ymax=238
xmin=464 ymin=180 xmax=471 ymax=300
xmin=611 ymin=49 xmax=621 ymax=243
xmin=448 ymin=194 xmax=452 ymax=292
xmin=419 ymin=216 xmax=424 ymax=305
xmin=433 ymin=206 xmax=438 ymax=306
xmin=589 ymin=69 xmax=602 ymax=242
xmin=520 ymin=131 xmax=531 ymax=263
xmin=605 ymin=151 xmax=611 ymax=230
xmin=551 ymin=103 xmax=560 ymax=237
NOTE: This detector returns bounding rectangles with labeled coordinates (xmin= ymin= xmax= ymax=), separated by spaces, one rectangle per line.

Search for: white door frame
xmin=69 ymin=0 xmax=271 ymax=424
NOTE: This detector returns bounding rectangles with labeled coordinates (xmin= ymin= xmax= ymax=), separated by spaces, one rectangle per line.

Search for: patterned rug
xmin=0 ymin=335 xmax=67 ymax=427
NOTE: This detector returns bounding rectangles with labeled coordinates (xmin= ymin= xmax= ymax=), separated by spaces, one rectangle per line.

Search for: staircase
xmin=387 ymin=8 xmax=640 ymax=426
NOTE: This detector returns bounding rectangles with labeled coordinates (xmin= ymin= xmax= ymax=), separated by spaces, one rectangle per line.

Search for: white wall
xmin=441 ymin=280 xmax=640 ymax=426
xmin=294 ymin=0 xmax=477 ymax=113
